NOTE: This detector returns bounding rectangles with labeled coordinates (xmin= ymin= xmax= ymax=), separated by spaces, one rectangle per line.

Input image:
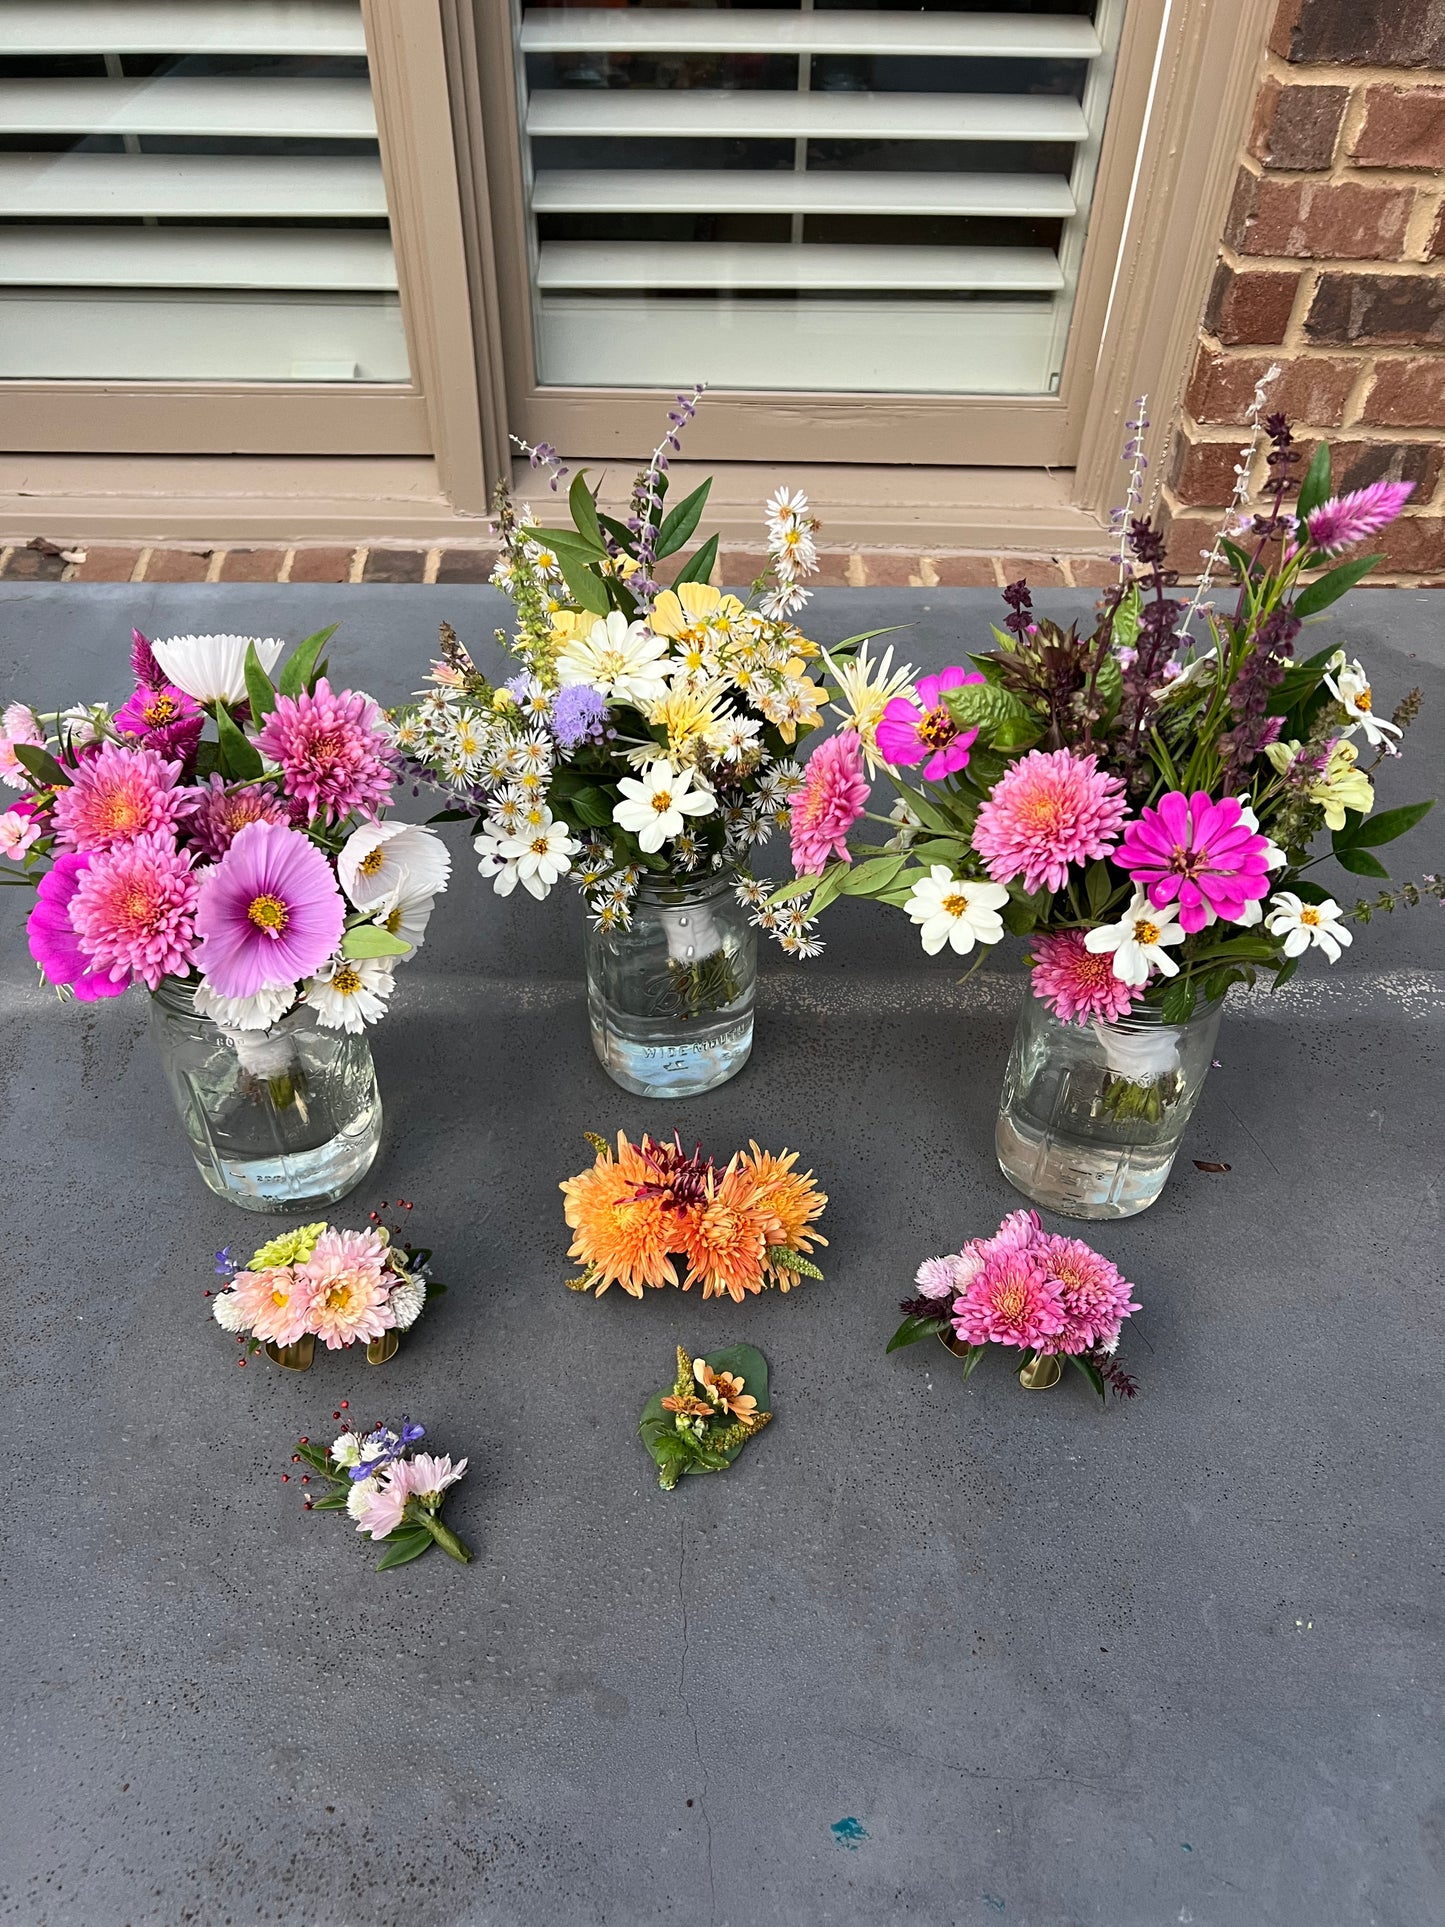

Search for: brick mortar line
xmin=1196 ymin=326 xmax=1445 ymax=368
xmin=1181 ymin=415 xmax=1444 ymax=446
xmin=1264 ymin=52 xmax=1445 ymax=87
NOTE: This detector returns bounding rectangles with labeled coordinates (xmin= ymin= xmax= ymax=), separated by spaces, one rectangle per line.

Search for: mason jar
xmin=995 ymin=987 xmax=1224 ymax=1220
xmin=148 ymin=976 xmax=382 ymax=1213
xmin=584 ymin=870 xmax=756 ymax=1098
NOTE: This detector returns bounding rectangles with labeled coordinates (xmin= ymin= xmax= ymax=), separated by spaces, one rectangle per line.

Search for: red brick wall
xmin=1165 ymin=0 xmax=1445 ymax=582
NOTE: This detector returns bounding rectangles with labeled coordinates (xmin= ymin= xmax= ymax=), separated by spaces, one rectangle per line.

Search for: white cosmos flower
xmin=330 ymin=1432 xmax=362 ymax=1468
xmin=388 ymin=1271 xmax=427 ymax=1330
xmin=338 ymin=820 xmax=452 ymax=912
xmin=192 ymin=980 xmax=296 ymax=1032
xmin=1323 ymin=652 xmax=1402 ymax=749
xmin=150 ymin=634 xmax=285 ymax=706
xmin=904 ymin=866 xmax=1010 ymax=956
xmin=369 ymin=880 xmax=437 ymax=952
xmin=1266 ymin=890 xmax=1353 ymax=962
xmin=1085 ymin=891 xmax=1186 ymax=986
xmin=555 ymin=611 xmax=671 ymax=710
xmin=612 ymin=759 xmax=715 ymax=853
xmin=496 ymin=809 xmax=579 ymax=900
xmin=212 ymin=1290 xmax=248 ymax=1333
xmin=305 ymin=955 xmax=395 ymax=1031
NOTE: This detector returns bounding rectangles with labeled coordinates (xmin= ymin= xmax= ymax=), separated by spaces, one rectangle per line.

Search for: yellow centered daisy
xmin=358 ymin=845 xmax=387 ymax=877
xmin=1133 ymin=917 xmax=1160 ymax=945
xmin=1300 ymin=906 xmax=1321 ymax=926
xmin=247 ymin=893 xmax=289 ymax=932
xmin=942 ymin=890 xmax=970 ymax=917
xmin=330 ymin=962 xmax=363 ymax=996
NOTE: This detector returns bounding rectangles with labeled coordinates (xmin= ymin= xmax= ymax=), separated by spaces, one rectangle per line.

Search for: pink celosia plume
xmin=1305 ymin=481 xmax=1413 ymax=556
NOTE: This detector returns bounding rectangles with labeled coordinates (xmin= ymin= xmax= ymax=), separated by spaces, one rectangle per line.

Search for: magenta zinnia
xmin=1305 ymin=480 xmax=1413 ymax=556
xmin=875 ymin=666 xmax=982 ymax=781
xmin=1031 ymin=928 xmax=1141 ymax=1025
xmin=1116 ymin=789 xmax=1271 ymax=933
xmin=952 ymin=1242 xmax=1066 ymax=1352
xmin=972 ymin=748 xmax=1126 ymax=896
xmin=254 ymin=677 xmax=394 ymax=825
xmin=192 ymin=818 xmax=345 ymax=999
xmin=51 ymin=742 xmax=193 ymax=854
xmin=186 ymin=772 xmax=290 ymax=861
xmin=789 ymin=730 xmax=869 ymax=875
xmin=26 ymin=852 xmax=128 ymax=1000
xmin=68 ymin=831 xmax=199 ymax=990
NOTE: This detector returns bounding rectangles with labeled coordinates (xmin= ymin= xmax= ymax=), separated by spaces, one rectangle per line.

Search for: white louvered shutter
xmin=514 ymin=1 xmax=1125 ymax=394
xmin=0 ymin=0 xmax=409 ymax=380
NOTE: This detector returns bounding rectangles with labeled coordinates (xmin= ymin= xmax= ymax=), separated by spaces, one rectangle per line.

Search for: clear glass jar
xmin=995 ymin=988 xmax=1224 ymax=1220
xmin=148 ymin=977 xmax=382 ymax=1214
xmin=584 ymin=870 xmax=756 ymax=1098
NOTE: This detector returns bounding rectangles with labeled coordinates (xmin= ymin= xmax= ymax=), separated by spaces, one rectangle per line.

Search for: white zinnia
xmin=338 ymin=821 xmax=451 ymax=912
xmin=212 ymin=1290 xmax=248 ymax=1333
xmin=1324 ymin=652 xmax=1401 ymax=750
xmin=388 ymin=1271 xmax=427 ymax=1330
xmin=1266 ymin=891 xmax=1353 ymax=962
xmin=612 ymin=760 xmax=715 ymax=853
xmin=1085 ymin=891 xmax=1186 ymax=986
xmin=193 ymin=980 xmax=296 ymax=1032
xmin=555 ymin=611 xmax=671 ymax=710
xmin=150 ymin=634 xmax=285 ymax=706
xmin=904 ymin=866 xmax=1010 ymax=956
xmin=495 ymin=809 xmax=580 ymax=900
xmin=305 ymin=955 xmax=395 ymax=1031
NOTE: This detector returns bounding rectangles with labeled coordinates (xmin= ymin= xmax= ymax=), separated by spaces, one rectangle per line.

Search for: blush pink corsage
xmin=291 ymin=1416 xmax=472 ymax=1569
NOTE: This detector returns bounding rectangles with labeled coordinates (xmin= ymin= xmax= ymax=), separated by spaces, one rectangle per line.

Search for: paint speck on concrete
xmin=831 ymin=1817 xmax=867 ymax=1849
xmin=983 ymin=1897 xmax=1006 ymax=1913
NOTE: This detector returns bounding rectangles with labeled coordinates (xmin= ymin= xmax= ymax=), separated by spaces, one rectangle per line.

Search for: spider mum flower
xmin=875 ymin=666 xmax=982 ymax=781
xmin=186 ymin=773 xmax=290 ymax=862
xmin=1030 ymin=928 xmax=1142 ymax=1025
xmin=972 ymin=749 xmax=1127 ymax=896
xmin=26 ymin=852 xmax=128 ymax=1000
xmin=192 ymin=819 xmax=346 ymax=1000
xmin=789 ymin=732 xmax=869 ymax=875
xmin=952 ymin=1244 xmax=1066 ymax=1352
xmin=230 ymin=1264 xmax=318 ymax=1349
xmin=1036 ymin=1234 xmax=1139 ymax=1354
xmin=113 ymin=683 xmax=205 ymax=769
xmin=254 ymin=677 xmax=395 ymax=826
xmin=68 ymin=831 xmax=199 ymax=990
xmin=739 ymin=1141 xmax=828 ymax=1289
xmin=681 ymin=1159 xmax=780 ymax=1302
xmin=561 ymin=1132 xmax=680 ymax=1297
xmin=1116 ymin=789 xmax=1271 ymax=933
xmin=51 ymin=742 xmax=192 ymax=854
xmin=300 ymin=1226 xmax=395 ymax=1350
xmin=1305 ymin=480 xmax=1413 ymax=556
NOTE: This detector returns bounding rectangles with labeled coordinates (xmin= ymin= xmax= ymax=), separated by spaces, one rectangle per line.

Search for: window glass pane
xmin=0 ymin=1 xmax=409 ymax=381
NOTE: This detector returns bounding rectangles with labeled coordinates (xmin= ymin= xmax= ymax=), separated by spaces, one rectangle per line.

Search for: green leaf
xmin=839 ymin=853 xmax=907 ymax=896
xmin=638 ymin=1343 xmax=770 ymax=1483
xmin=557 ymin=548 xmax=610 ymax=616
xmin=1159 ymin=975 xmax=1198 ymax=1024
xmin=12 ymin=742 xmax=69 ymax=789
xmin=596 ymin=512 xmax=635 ymax=552
xmin=993 ymin=715 xmax=1045 ymax=751
xmin=886 ymin=1313 xmax=944 ymax=1354
xmin=768 ymin=874 xmax=821 ymax=905
xmin=1341 ymin=798 xmax=1434 ymax=849
xmin=1219 ymin=536 xmax=1253 ymax=579
xmin=943 ymin=680 xmax=1033 ymax=739
xmin=243 ymin=641 xmax=278 ymax=725
xmin=1333 ymin=845 xmax=1390 ymax=878
xmin=375 ymin=1527 xmax=434 ymax=1571
xmin=341 ymin=921 xmax=412 ymax=958
xmin=1085 ymin=859 xmax=1116 ymax=917
xmin=1268 ymin=643 xmax=1336 ymax=717
xmin=1111 ymin=583 xmax=1141 ymax=654
xmin=808 ymin=865 xmax=849 ymax=919
xmin=568 ymin=783 xmax=616 ymax=829
xmin=959 ymin=1344 xmax=986 ymax=1381
xmin=672 ymin=531 xmax=720 ymax=588
xmin=1068 ymin=1354 xmax=1107 ymax=1404
xmin=1286 ymin=878 xmax=1330 ymax=905
xmin=655 ymin=479 xmax=711 ymax=559
xmin=214 ymin=704 xmax=263 ymax=782
xmin=520 ymin=523 xmax=607 ymax=560
xmin=427 ymin=807 xmax=474 ymax=823
xmin=1271 ymin=955 xmax=1300 ymax=989
xmin=892 ymin=784 xmax=961 ymax=836
xmin=568 ymin=469 xmax=604 ymax=548
xmin=310 ymin=1490 xmax=350 ymax=1511
xmin=1294 ymin=553 xmax=1383 ymax=618
xmin=1295 ymin=440 xmax=1333 ymax=521
xmin=277 ymin=624 xmax=337 ymax=699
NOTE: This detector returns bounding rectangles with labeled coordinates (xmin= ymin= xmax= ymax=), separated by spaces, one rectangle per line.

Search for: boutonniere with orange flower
xmin=640 ymin=1345 xmax=772 ymax=1489
xmin=560 ymin=1131 xmax=827 ymax=1302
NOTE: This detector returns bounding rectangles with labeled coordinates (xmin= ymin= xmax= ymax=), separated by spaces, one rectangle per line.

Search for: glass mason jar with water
xmin=995 ymin=989 xmax=1224 ymax=1219
xmin=584 ymin=870 xmax=756 ymax=1098
xmin=149 ymin=976 xmax=382 ymax=1213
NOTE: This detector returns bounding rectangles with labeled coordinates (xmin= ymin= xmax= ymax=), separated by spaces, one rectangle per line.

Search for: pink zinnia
xmin=114 ymin=682 xmax=205 ymax=770
xmin=186 ymin=773 xmax=290 ymax=861
xmin=26 ymin=852 xmax=127 ymax=1001
xmin=192 ymin=819 xmax=345 ymax=999
xmin=254 ymin=678 xmax=394 ymax=826
xmin=0 ymin=702 xmax=46 ymax=789
xmin=51 ymin=741 xmax=192 ymax=854
xmin=68 ymin=831 xmax=199 ymax=990
xmin=1117 ymin=789 xmax=1270 ymax=933
xmin=952 ymin=1243 xmax=1066 ymax=1351
xmin=1031 ymin=928 xmax=1141 ymax=1025
xmin=299 ymin=1226 xmax=395 ymax=1350
xmin=789 ymin=731 xmax=869 ymax=875
xmin=972 ymin=749 xmax=1127 ymax=896
xmin=231 ymin=1265 xmax=318 ymax=1348
xmin=875 ymin=666 xmax=983 ymax=781
xmin=1305 ymin=480 xmax=1413 ymax=556
xmin=1037 ymin=1234 xmax=1140 ymax=1356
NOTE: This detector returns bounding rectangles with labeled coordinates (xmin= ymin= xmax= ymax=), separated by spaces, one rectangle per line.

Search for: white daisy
xmin=192 ymin=980 xmax=296 ymax=1032
xmin=704 ymin=712 xmax=763 ymax=763
xmin=612 ymin=759 xmax=715 ymax=852
xmin=150 ymin=634 xmax=285 ymax=706
xmin=1265 ymin=891 xmax=1353 ymax=962
xmin=904 ymin=866 xmax=1010 ymax=957
xmin=305 ymin=955 xmax=395 ymax=1032
xmin=338 ymin=821 xmax=451 ymax=912
xmin=1084 ymin=892 xmax=1186 ymax=986
xmin=556 ymin=611 xmax=671 ymax=710
xmin=1324 ymin=652 xmax=1402 ymax=750
xmin=496 ymin=810 xmax=579 ymax=900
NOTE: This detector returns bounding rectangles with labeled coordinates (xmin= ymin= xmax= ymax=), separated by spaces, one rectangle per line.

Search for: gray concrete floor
xmin=0 ymin=585 xmax=1441 ymax=1927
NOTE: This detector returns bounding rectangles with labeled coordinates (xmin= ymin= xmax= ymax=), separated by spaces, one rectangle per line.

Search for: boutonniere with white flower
xmin=292 ymin=1417 xmax=472 ymax=1570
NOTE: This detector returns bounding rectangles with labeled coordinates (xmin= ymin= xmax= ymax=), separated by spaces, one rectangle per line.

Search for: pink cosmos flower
xmin=114 ymin=682 xmax=205 ymax=770
xmin=1116 ymin=789 xmax=1271 ymax=933
xmin=875 ymin=666 xmax=983 ymax=780
xmin=26 ymin=852 xmax=127 ymax=1000
xmin=1305 ymin=480 xmax=1413 ymax=556
xmin=972 ymin=748 xmax=1127 ymax=896
xmin=952 ymin=1242 xmax=1067 ymax=1351
xmin=352 ymin=1468 xmax=410 ymax=1541
xmin=0 ymin=703 xmax=46 ymax=790
xmin=1036 ymin=1234 xmax=1140 ymax=1356
xmin=254 ymin=678 xmax=394 ymax=826
xmin=1031 ymin=928 xmax=1141 ymax=1025
xmin=68 ymin=831 xmax=199 ymax=990
xmin=230 ymin=1265 xmax=318 ymax=1348
xmin=789 ymin=731 xmax=869 ymax=875
xmin=0 ymin=807 xmax=41 ymax=861
xmin=185 ymin=773 xmax=290 ymax=862
xmin=192 ymin=819 xmax=345 ymax=1000
xmin=300 ymin=1226 xmax=396 ymax=1350
xmin=51 ymin=741 xmax=192 ymax=854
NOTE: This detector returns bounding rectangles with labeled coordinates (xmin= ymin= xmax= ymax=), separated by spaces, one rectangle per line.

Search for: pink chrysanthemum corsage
xmin=292 ymin=1416 xmax=472 ymax=1570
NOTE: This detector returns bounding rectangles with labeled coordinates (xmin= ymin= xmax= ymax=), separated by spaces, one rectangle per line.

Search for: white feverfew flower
xmin=339 ymin=820 xmax=451 ymax=912
xmin=306 ymin=955 xmax=395 ymax=1032
xmin=1266 ymin=891 xmax=1354 ymax=962
xmin=330 ymin=1432 xmax=362 ymax=1468
xmin=150 ymin=634 xmax=284 ymax=706
xmin=1085 ymin=891 xmax=1186 ymax=986
xmin=1324 ymin=652 xmax=1402 ymax=750
xmin=612 ymin=759 xmax=715 ymax=853
xmin=387 ymin=1270 xmax=427 ymax=1331
xmin=905 ymin=867 xmax=1010 ymax=957
xmin=193 ymin=980 xmax=296 ymax=1032
xmin=497 ymin=810 xmax=580 ymax=900
xmin=556 ymin=611 xmax=671 ymax=710
xmin=212 ymin=1290 xmax=248 ymax=1333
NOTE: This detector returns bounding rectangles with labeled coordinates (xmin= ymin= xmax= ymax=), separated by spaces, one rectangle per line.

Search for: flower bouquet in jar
xmin=778 ymin=398 xmax=1438 ymax=1217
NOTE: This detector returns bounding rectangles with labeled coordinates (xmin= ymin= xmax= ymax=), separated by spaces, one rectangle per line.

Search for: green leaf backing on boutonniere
xmin=639 ymin=1344 xmax=772 ymax=1490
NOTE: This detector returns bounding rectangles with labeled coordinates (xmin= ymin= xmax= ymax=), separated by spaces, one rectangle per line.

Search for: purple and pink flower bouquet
xmin=294 ymin=1417 xmax=471 ymax=1570
xmin=889 ymin=1210 xmax=1141 ymax=1399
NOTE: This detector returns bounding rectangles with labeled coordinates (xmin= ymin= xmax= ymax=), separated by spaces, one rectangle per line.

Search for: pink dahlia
xmin=875 ymin=666 xmax=983 ymax=781
xmin=1305 ymin=480 xmax=1413 ymax=556
xmin=26 ymin=852 xmax=127 ymax=1001
xmin=952 ymin=1242 xmax=1066 ymax=1352
xmin=186 ymin=773 xmax=290 ymax=862
xmin=1031 ymin=928 xmax=1141 ymax=1025
xmin=51 ymin=742 xmax=192 ymax=854
xmin=231 ymin=1265 xmax=317 ymax=1348
xmin=1116 ymin=789 xmax=1270 ymax=933
xmin=789 ymin=731 xmax=869 ymax=875
xmin=0 ymin=702 xmax=46 ymax=790
xmin=299 ymin=1226 xmax=395 ymax=1351
xmin=254 ymin=678 xmax=394 ymax=826
xmin=114 ymin=682 xmax=205 ymax=770
xmin=68 ymin=831 xmax=199 ymax=990
xmin=972 ymin=749 xmax=1127 ymax=896
xmin=1036 ymin=1234 xmax=1140 ymax=1355
xmin=192 ymin=819 xmax=345 ymax=1000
